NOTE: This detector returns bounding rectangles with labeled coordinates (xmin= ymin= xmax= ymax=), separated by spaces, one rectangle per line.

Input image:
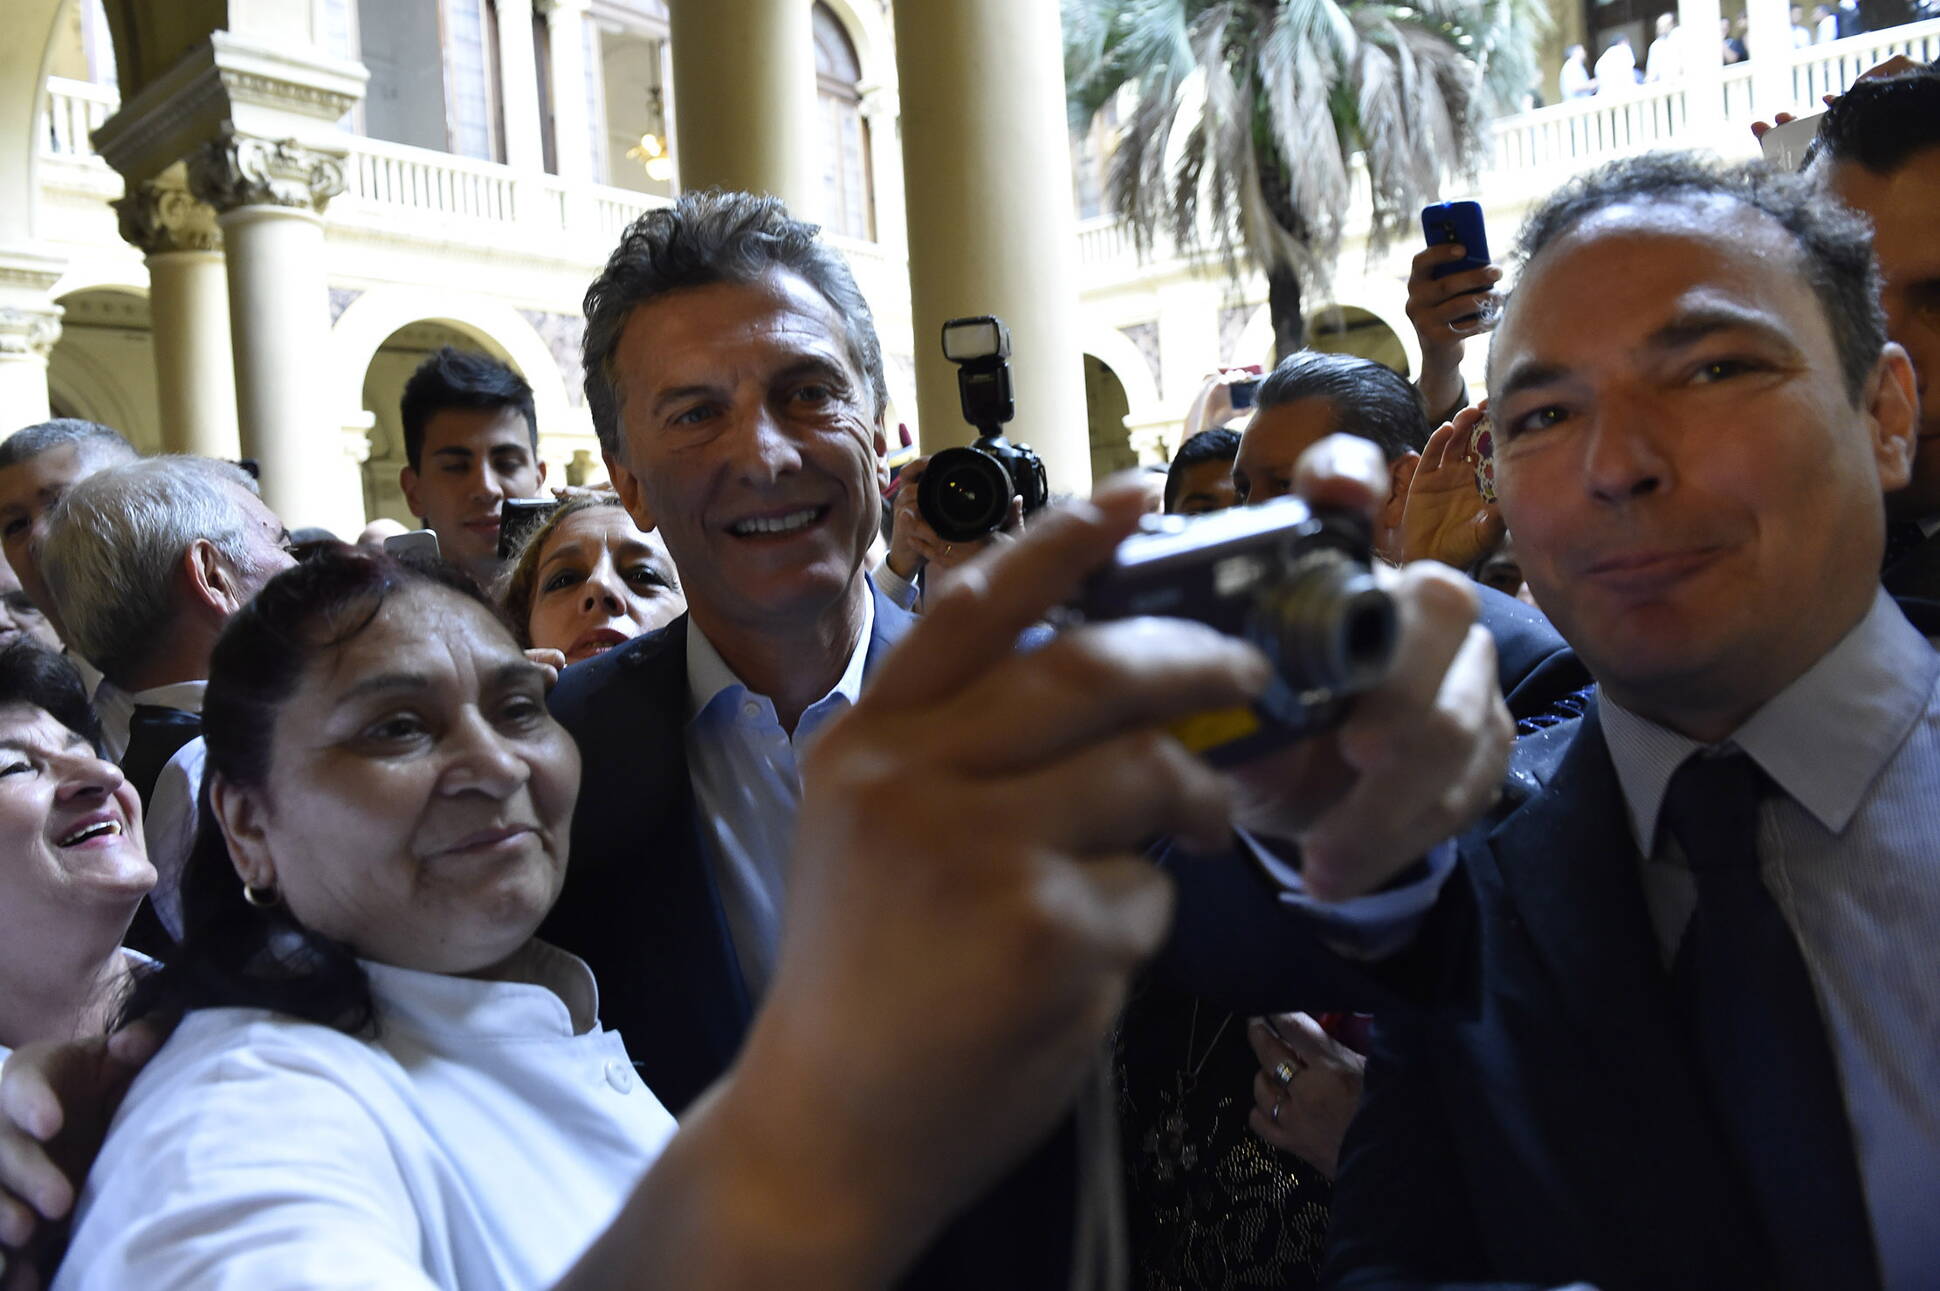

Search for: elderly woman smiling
xmin=500 ymin=493 xmax=684 ymax=666
xmin=53 ymin=510 xmax=1272 ymax=1289
xmin=0 ymin=643 xmax=154 ymax=1068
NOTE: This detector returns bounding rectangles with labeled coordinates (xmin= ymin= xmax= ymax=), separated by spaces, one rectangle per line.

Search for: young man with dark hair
xmin=1322 ymin=152 xmax=1934 ymax=1288
xmin=397 ymin=347 xmax=546 ymax=582
xmin=1163 ymin=427 xmax=1240 ymax=514
xmin=1810 ymin=68 xmax=1940 ymax=596
xmin=1233 ymin=350 xmax=1430 ymax=559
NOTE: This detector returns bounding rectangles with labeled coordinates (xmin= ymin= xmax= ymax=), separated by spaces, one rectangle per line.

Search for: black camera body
xmin=917 ymin=316 xmax=1050 ymax=543
xmin=1075 ymin=497 xmax=1396 ymax=765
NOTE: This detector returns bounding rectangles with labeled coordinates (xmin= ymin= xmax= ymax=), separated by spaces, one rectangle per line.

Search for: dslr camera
xmin=917 ymin=316 xmax=1049 ymax=542
xmin=1075 ymin=497 xmax=1396 ymax=765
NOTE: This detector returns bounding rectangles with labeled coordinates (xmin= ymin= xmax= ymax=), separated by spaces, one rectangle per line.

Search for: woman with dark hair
xmin=52 ymin=505 xmax=1271 ymax=1289
xmin=0 ymin=642 xmax=155 ymax=1067
xmin=498 ymin=492 xmax=684 ymax=666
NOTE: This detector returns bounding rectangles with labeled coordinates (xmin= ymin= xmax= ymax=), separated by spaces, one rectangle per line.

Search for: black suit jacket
xmin=1318 ymin=593 xmax=1940 ymax=1290
xmin=1883 ymin=528 xmax=1940 ymax=601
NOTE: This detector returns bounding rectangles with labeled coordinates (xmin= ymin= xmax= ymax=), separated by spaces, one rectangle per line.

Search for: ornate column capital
xmin=114 ymin=168 xmax=224 ymax=256
xmin=0 ymin=254 xmax=66 ymax=362
xmin=186 ymin=128 xmax=347 ymax=216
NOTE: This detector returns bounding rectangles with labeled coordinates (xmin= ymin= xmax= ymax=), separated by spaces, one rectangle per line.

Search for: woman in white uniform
xmin=56 ymin=489 xmax=1264 ymax=1289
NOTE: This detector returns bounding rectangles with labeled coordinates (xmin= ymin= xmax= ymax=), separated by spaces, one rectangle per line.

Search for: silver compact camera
xmin=1074 ymin=497 xmax=1397 ymax=764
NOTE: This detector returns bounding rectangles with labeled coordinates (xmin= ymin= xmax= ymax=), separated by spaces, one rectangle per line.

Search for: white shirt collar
xmin=1600 ymin=589 xmax=1939 ymax=850
xmin=684 ymin=583 xmax=875 ymax=723
xmin=359 ymin=939 xmax=600 ymax=1040
xmin=127 ymin=679 xmax=208 ymax=715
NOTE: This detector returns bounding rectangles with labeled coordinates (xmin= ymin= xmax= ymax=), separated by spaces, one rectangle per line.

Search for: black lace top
xmin=1116 ymin=981 xmax=1333 ymax=1290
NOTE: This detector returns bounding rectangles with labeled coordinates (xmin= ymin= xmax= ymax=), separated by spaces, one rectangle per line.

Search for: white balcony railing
xmin=44 ymin=76 xmax=116 ymax=156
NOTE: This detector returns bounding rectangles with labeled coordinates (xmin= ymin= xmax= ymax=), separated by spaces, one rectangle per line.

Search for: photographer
xmin=876 ymin=455 xmax=1025 ymax=611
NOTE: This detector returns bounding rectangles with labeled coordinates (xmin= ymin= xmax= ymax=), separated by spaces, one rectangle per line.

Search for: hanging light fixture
xmin=626 ymin=132 xmax=674 ymax=182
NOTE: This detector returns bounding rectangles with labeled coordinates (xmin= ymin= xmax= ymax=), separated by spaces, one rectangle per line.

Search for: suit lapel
xmin=1481 ymin=704 xmax=1678 ymax=1086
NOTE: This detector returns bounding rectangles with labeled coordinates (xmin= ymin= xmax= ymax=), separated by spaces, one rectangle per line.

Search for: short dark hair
xmin=398 ymin=347 xmax=538 ymax=472
xmin=1499 ymin=152 xmax=1885 ymax=403
xmin=1255 ymin=351 xmax=1429 ymax=461
xmin=581 ymin=189 xmax=888 ymax=456
xmin=1164 ymin=428 xmax=1239 ymax=511
xmin=1812 ymin=68 xmax=1940 ymax=176
xmin=123 ymin=545 xmax=509 ymax=1036
xmin=0 ymin=639 xmax=100 ymax=750
xmin=0 ymin=419 xmax=135 ymax=473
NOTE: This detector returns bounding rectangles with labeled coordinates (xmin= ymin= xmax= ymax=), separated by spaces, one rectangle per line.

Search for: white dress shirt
xmin=124 ymin=679 xmax=207 ymax=938
xmin=684 ymin=594 xmax=873 ymax=998
xmin=56 ymin=941 xmax=676 ymax=1291
xmin=66 ymin=654 xmax=129 ymax=762
xmin=1600 ymin=590 xmax=1940 ymax=1288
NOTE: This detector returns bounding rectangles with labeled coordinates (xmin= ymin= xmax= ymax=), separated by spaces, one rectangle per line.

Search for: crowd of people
xmin=0 ymin=58 xmax=1934 ymax=1291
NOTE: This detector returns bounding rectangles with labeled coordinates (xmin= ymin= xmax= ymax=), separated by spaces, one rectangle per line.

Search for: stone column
xmin=539 ymin=0 xmax=594 ymax=182
xmin=187 ymin=130 xmax=360 ymax=534
xmin=1677 ymin=0 xmax=1726 ymax=141
xmin=0 ymin=250 xmax=63 ymax=433
xmin=1745 ymin=0 xmax=1795 ymax=117
xmin=115 ymin=170 xmax=241 ymax=459
xmin=495 ymin=0 xmax=547 ymax=170
xmin=665 ymin=0 xmax=818 ymax=213
xmin=892 ymin=0 xmax=1092 ymax=495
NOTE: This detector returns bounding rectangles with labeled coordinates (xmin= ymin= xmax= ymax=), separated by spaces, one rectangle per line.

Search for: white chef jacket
xmin=56 ymin=940 xmax=676 ymax=1291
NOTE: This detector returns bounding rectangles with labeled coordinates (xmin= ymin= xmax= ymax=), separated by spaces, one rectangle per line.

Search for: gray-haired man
xmin=40 ymin=456 xmax=295 ymax=948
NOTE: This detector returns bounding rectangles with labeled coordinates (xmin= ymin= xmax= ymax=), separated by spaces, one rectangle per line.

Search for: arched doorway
xmin=1084 ymin=353 xmax=1136 ymax=479
xmin=1305 ymin=305 xmax=1410 ymax=377
xmin=359 ymin=320 xmax=531 ymax=526
xmin=46 ymin=287 xmax=160 ymax=452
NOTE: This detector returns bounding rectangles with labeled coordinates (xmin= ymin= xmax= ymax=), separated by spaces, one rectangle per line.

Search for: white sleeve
xmin=56 ymin=1033 xmax=445 ymax=1291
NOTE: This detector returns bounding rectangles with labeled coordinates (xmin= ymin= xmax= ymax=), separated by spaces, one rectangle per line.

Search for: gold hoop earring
xmin=242 ymin=880 xmax=281 ymax=908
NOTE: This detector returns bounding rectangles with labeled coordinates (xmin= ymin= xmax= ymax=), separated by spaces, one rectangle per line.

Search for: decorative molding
xmin=1117 ymin=321 xmax=1162 ymax=399
xmin=339 ymin=424 xmax=375 ymax=465
xmin=114 ymin=173 xmax=224 ymax=255
xmin=0 ymin=306 xmax=64 ymax=362
xmin=187 ymin=129 xmax=348 ymax=215
xmin=92 ymin=30 xmax=366 ymax=189
xmin=519 ymin=308 xmax=588 ymax=407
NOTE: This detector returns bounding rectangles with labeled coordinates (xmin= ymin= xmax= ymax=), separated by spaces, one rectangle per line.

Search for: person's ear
xmin=873 ymin=418 xmax=891 ymax=491
xmin=183 ymin=538 xmax=244 ymax=617
xmin=1382 ymin=452 xmax=1422 ymax=535
xmin=605 ymin=452 xmax=658 ymax=534
xmin=399 ymin=464 xmax=423 ymax=519
xmin=534 ymin=457 xmax=549 ymax=489
xmin=211 ymin=774 xmax=277 ymax=893
xmin=1864 ymin=343 xmax=1919 ymax=494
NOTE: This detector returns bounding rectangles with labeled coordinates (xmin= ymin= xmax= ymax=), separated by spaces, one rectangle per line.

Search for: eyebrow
xmin=1495 ymin=304 xmax=1796 ymax=403
xmin=336 ymin=672 xmax=431 ymax=704
xmin=649 ymin=354 xmax=853 ymax=417
xmin=429 ymin=446 xmax=477 ymax=461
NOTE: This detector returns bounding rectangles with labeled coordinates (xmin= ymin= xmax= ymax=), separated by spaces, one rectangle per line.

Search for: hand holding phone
xmin=1421 ymin=202 xmax=1490 ymax=279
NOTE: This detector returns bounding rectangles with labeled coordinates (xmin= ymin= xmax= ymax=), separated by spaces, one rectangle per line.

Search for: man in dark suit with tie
xmin=1318 ymin=154 xmax=1938 ymax=1289
xmin=1813 ymin=68 xmax=1940 ymax=599
xmin=540 ymin=190 xmax=1570 ymax=1286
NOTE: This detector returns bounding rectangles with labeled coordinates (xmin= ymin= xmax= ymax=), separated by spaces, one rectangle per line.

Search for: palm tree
xmin=1064 ymin=0 xmax=1544 ymax=361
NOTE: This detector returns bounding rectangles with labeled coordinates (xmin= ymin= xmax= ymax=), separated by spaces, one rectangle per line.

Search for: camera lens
xmin=917 ymin=446 xmax=1013 ymax=542
xmin=1251 ymin=550 xmax=1397 ymax=694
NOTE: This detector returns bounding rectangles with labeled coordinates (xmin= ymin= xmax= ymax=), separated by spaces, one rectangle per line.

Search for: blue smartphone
xmin=1422 ymin=201 xmax=1490 ymax=279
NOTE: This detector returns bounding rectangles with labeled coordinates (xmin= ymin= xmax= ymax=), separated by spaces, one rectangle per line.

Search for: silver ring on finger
xmin=1271 ymin=1095 xmax=1284 ymax=1125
